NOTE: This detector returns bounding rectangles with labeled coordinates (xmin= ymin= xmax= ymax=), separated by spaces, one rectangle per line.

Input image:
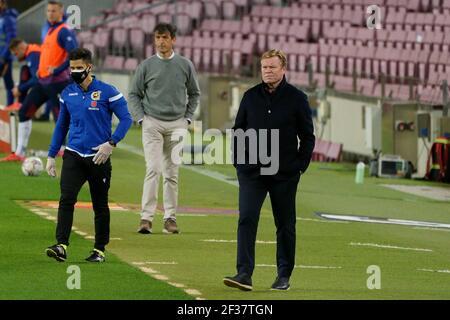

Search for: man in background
xmin=0 ymin=0 xmax=18 ymax=107
xmin=129 ymin=23 xmax=201 ymax=235
xmin=36 ymin=10 xmax=68 ymax=122
xmin=8 ymin=38 xmax=40 ymax=104
xmin=1 ymin=0 xmax=77 ymax=162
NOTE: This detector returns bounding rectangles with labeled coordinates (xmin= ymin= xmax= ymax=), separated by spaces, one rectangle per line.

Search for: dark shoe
xmin=223 ymin=274 xmax=253 ymax=291
xmin=85 ymin=249 xmax=105 ymax=262
xmin=271 ymin=277 xmax=290 ymax=291
xmin=45 ymin=244 xmax=67 ymax=262
xmin=163 ymin=218 xmax=179 ymax=234
xmin=138 ymin=219 xmax=152 ymax=234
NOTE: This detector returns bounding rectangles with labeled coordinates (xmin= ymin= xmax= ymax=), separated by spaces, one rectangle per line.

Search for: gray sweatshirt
xmin=128 ymin=53 xmax=201 ymax=122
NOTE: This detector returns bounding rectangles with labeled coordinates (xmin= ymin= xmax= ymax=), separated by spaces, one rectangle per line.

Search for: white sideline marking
xmin=168 ymin=282 xmax=186 ymax=288
xmin=349 ymin=242 xmax=432 ymax=252
xmin=418 ymin=268 xmax=450 ymax=274
xmin=132 ymin=261 xmax=178 ymax=265
xmin=185 ymin=289 xmax=202 ymax=296
xmin=153 ymin=274 xmax=169 ymax=281
xmin=31 ymin=209 xmax=48 ymax=217
xmin=74 ymin=230 xmax=87 ymax=236
xmin=201 ymin=239 xmax=276 ymax=244
xmin=297 ymin=217 xmax=348 ymax=224
xmin=319 ymin=213 xmax=450 ymax=229
xmin=45 ymin=216 xmax=56 ymax=221
xmin=176 ymin=213 xmax=208 ymax=217
xmin=135 ymin=265 xmax=203 ymax=299
xmin=196 ymin=297 xmax=206 ymax=300
xmin=257 ymin=264 xmax=342 ymax=269
xmin=71 ymin=226 xmax=78 ymax=231
xmin=139 ymin=267 xmax=158 ymax=274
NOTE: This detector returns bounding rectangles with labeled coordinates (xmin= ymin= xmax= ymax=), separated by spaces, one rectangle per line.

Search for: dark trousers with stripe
xmin=18 ymin=80 xmax=69 ymax=123
xmin=56 ymin=150 xmax=112 ymax=252
xmin=236 ymin=172 xmax=301 ymax=278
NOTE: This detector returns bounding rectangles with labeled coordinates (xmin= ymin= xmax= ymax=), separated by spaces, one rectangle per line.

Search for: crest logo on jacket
xmin=91 ymin=91 xmax=101 ymax=101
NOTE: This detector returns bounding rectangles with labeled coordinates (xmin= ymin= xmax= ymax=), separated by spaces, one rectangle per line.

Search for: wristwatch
xmin=108 ymin=139 xmax=117 ymax=147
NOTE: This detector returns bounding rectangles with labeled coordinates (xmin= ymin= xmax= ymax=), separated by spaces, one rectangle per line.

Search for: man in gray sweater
xmin=128 ymin=23 xmax=200 ymax=234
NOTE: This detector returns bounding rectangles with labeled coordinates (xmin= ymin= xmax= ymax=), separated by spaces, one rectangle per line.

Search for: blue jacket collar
xmin=76 ymin=76 xmax=97 ymax=92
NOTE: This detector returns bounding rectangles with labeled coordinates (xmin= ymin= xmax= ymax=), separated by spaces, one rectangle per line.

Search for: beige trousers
xmin=141 ymin=115 xmax=187 ymax=222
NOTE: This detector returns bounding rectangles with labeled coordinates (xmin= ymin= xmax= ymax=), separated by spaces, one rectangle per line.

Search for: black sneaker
xmin=271 ymin=277 xmax=290 ymax=291
xmin=223 ymin=274 xmax=253 ymax=291
xmin=85 ymin=249 xmax=106 ymax=263
xmin=45 ymin=244 xmax=67 ymax=262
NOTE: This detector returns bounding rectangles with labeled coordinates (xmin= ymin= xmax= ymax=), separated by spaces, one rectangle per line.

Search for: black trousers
xmin=56 ymin=150 xmax=112 ymax=252
xmin=236 ymin=172 xmax=301 ymax=278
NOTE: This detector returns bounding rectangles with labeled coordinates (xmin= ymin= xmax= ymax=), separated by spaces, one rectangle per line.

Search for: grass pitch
xmin=1 ymin=121 xmax=450 ymax=299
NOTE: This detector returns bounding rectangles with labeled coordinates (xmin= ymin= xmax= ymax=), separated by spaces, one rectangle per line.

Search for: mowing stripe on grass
xmin=257 ymin=264 xmax=342 ymax=269
xmin=133 ymin=261 xmax=178 ymax=265
xmin=85 ymin=236 xmax=123 ymax=240
xmin=413 ymin=227 xmax=450 ymax=232
xmin=201 ymin=239 xmax=276 ymax=244
xmin=381 ymin=184 xmax=450 ymax=202
xmin=349 ymin=242 xmax=433 ymax=252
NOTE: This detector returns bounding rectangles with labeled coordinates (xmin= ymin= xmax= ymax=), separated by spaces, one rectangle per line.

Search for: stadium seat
xmin=204 ymin=1 xmax=220 ymax=18
xmin=175 ymin=13 xmax=192 ymax=35
xmin=325 ymin=142 xmax=343 ymax=162
xmin=129 ymin=28 xmax=145 ymax=59
xmin=103 ymin=55 xmax=124 ymax=71
xmin=141 ymin=14 xmax=156 ymax=34
xmin=223 ymin=0 xmax=237 ymax=19
xmin=112 ymin=28 xmax=128 ymax=56
xmin=124 ymin=58 xmax=139 ymax=71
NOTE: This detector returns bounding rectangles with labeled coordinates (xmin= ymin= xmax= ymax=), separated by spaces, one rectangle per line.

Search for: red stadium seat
xmin=129 ymin=28 xmax=145 ymax=59
xmin=124 ymin=58 xmax=139 ymax=71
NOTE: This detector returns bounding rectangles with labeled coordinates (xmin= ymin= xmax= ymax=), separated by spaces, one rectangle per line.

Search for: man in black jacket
xmin=224 ymin=50 xmax=315 ymax=291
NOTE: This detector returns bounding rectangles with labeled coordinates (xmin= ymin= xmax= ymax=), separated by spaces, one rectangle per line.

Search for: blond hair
xmin=261 ymin=49 xmax=287 ymax=69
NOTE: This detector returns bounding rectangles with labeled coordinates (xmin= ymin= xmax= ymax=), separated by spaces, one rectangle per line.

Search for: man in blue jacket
xmin=224 ymin=50 xmax=315 ymax=291
xmin=45 ymin=48 xmax=132 ymax=263
xmin=0 ymin=0 xmax=18 ymax=106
